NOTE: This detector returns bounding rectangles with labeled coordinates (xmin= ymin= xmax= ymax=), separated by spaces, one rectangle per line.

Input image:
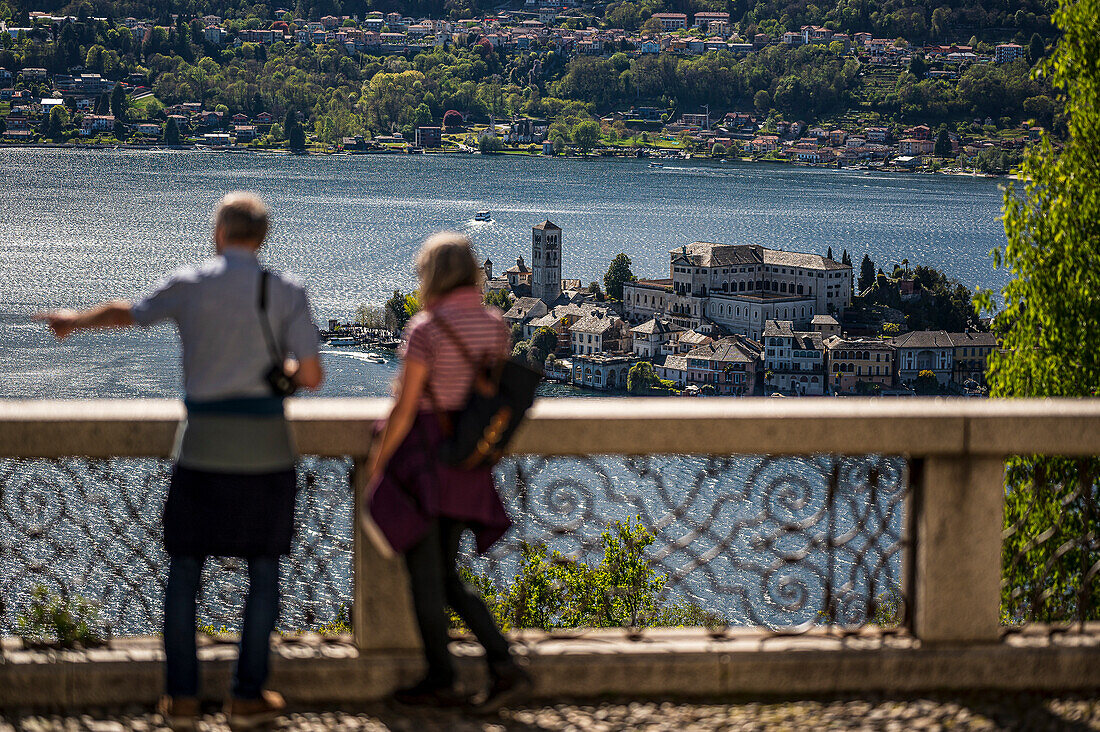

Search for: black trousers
xmin=404 ymin=518 xmax=512 ymax=686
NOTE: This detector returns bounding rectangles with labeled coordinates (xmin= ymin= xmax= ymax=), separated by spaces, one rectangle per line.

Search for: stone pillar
xmin=351 ymin=458 xmax=421 ymax=652
xmin=912 ymin=455 xmax=1005 ymax=645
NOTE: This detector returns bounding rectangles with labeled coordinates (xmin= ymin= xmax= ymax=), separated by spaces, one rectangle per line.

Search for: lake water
xmin=0 ymin=149 xmax=996 ymax=631
xmin=0 ymin=148 xmax=1009 ymax=400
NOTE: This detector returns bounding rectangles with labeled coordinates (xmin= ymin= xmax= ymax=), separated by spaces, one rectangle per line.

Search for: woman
xmin=365 ymin=232 xmax=532 ymax=709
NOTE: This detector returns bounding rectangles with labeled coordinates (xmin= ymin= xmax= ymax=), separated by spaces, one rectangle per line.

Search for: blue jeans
xmin=164 ymin=555 xmax=280 ymax=699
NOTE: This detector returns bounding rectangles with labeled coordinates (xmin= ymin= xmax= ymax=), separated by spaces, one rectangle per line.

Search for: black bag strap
xmin=420 ymin=313 xmax=500 ymax=438
xmin=257 ymin=270 xmax=283 ymax=364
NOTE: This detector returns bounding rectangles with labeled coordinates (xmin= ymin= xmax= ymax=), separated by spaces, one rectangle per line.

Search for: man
xmin=39 ymin=192 xmax=323 ymax=730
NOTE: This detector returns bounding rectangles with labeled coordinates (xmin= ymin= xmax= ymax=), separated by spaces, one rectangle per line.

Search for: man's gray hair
xmin=214 ymin=191 xmax=269 ymax=244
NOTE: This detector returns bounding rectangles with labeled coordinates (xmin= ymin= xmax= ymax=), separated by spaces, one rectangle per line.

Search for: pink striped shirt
xmin=401 ymin=287 xmax=510 ymax=412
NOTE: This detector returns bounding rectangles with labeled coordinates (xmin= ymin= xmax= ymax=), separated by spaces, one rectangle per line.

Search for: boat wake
xmin=320 ymin=349 xmax=391 ymax=364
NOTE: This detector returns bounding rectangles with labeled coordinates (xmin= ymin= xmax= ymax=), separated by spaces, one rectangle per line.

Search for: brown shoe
xmin=226 ymin=690 xmax=286 ymax=729
xmin=156 ymin=695 xmax=200 ymax=731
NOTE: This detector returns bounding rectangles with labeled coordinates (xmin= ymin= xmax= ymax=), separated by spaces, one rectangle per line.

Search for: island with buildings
xmin=460 ymin=219 xmax=997 ymax=396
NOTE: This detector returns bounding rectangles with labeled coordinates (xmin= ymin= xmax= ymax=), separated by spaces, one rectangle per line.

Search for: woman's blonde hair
xmin=416 ymin=231 xmax=482 ymax=303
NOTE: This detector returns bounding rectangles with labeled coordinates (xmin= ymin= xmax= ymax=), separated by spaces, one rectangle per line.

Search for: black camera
xmin=265 ymin=363 xmax=298 ymax=397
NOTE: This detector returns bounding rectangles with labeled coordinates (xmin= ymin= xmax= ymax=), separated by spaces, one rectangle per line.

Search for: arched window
xmin=801 ymin=307 xmax=805 ymax=317
xmin=780 ymin=282 xmax=787 ymax=293
xmin=739 ymin=281 xmax=746 ymax=291
xmin=723 ymin=282 xmax=729 ymax=291
xmin=797 ymin=285 xmax=803 ymax=294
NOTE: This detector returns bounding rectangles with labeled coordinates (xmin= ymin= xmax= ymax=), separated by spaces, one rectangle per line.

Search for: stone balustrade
xmin=1 ymin=397 xmax=1099 ymax=707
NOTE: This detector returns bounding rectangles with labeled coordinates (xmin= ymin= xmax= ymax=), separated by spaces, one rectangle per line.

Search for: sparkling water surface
xmin=0 ymin=149 xmax=1000 ymax=631
xmin=0 ymin=148 xmax=1008 ymax=400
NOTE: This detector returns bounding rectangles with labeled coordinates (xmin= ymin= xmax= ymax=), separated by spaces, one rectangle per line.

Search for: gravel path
xmin=3 ymin=694 xmax=1100 ymax=731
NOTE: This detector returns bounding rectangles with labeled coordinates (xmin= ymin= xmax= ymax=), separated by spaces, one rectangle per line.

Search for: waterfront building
xmin=531 ymin=220 xmax=562 ymax=303
xmin=682 ymin=336 xmax=762 ymax=396
xmin=79 ymin=114 xmax=115 ymax=135
xmin=889 ymin=330 xmax=955 ymax=386
xmin=630 ymin=317 xmax=685 ymax=359
xmin=571 ymin=354 xmax=635 ymax=391
xmin=570 ymin=311 xmax=630 ymax=356
xmin=824 ymin=336 xmax=896 ymax=394
xmin=623 ymin=242 xmax=852 ymax=341
xmin=948 ymin=331 xmax=999 ymax=388
xmin=524 ymin=303 xmax=613 ymax=353
xmin=414 ymin=126 xmax=441 ymax=148
xmin=763 ymin=320 xmax=825 ymax=396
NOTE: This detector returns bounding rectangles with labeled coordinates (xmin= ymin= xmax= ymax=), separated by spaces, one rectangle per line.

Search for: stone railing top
xmin=0 ymin=397 xmax=1098 ymax=458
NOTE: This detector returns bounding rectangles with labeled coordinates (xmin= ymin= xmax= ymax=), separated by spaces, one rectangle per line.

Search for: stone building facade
xmin=623 ymin=242 xmax=852 ymax=341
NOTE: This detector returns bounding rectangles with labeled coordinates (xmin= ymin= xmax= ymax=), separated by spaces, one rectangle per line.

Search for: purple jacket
xmin=368 ymin=413 xmax=512 ymax=555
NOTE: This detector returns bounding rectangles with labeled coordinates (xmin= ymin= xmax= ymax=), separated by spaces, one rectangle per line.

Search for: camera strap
xmin=257 ymin=269 xmax=284 ymax=364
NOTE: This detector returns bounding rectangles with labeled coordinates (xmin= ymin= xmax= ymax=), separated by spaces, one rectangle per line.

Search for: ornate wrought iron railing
xmin=1 ymin=398 xmax=1099 ymax=650
xmin=0 ymin=452 xmax=907 ymax=637
xmin=0 ymin=457 xmax=352 ymax=636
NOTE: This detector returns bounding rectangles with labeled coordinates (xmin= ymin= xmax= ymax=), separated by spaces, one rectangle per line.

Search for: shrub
xmin=16 ymin=586 xmax=109 ymax=649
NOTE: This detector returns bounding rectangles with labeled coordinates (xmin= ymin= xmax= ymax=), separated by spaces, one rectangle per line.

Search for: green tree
xmin=627 ymin=361 xmax=660 ymax=393
xmin=754 ymin=90 xmax=771 ymax=115
xmin=603 ymin=253 xmax=636 ymax=301
xmin=484 ymin=289 xmax=511 ymax=311
xmin=571 ymin=119 xmax=600 ymax=154
xmin=1028 ymin=33 xmax=1045 ymax=64
xmin=858 ymin=254 xmax=876 ymax=293
xmin=46 ymin=105 xmax=68 ymax=140
xmin=384 ymin=289 xmax=412 ymax=332
xmin=109 ymin=82 xmax=126 ymax=122
xmin=531 ymin=326 xmax=559 ymax=360
xmin=478 ymin=133 xmax=503 ymax=153
xmin=913 ymin=370 xmax=939 ymax=394
xmin=284 ymin=109 xmax=306 ymax=151
xmin=976 ymin=0 xmax=1100 ymax=623
xmin=163 ymin=117 xmax=180 ymax=145
xmin=933 ymin=129 xmax=952 ymax=157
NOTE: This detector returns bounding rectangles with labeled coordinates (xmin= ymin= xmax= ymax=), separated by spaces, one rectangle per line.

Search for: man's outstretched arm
xmin=36 ymin=301 xmax=135 ymax=340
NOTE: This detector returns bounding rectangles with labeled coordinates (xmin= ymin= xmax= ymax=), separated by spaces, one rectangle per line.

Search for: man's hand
xmin=34 ymin=301 xmax=134 ymax=340
xmin=35 ymin=309 xmax=79 ymax=340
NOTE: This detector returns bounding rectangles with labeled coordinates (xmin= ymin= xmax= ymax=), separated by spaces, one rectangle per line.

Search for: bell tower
xmin=532 ymin=220 xmax=561 ymax=303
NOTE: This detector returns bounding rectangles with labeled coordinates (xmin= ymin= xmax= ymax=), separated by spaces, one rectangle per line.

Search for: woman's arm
xmin=367 ymin=358 xmax=430 ymax=483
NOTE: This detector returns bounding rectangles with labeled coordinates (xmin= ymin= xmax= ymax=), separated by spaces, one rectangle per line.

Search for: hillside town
xmin=0 ymin=8 xmax=1044 ymax=170
xmin=329 ymin=220 xmax=997 ymax=396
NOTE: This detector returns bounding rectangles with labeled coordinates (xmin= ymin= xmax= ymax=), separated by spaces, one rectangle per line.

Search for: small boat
xmin=648 ymin=162 xmax=663 ymax=168
xmin=327 ymin=336 xmax=358 ymax=346
xmin=363 ymin=353 xmax=387 ymax=364
xmin=474 ymin=210 xmax=492 ymax=222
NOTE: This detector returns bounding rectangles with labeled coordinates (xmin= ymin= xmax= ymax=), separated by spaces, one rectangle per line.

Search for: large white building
xmin=623 ymin=242 xmax=853 ymax=341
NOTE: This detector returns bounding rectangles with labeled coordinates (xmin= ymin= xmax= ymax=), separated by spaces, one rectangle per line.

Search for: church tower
xmin=532 ymin=220 xmax=561 ymax=303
